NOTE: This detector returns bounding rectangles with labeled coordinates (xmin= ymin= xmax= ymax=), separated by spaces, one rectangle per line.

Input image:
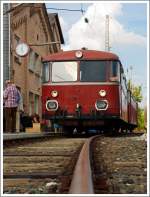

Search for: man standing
xmin=3 ymin=80 xmax=20 ymax=133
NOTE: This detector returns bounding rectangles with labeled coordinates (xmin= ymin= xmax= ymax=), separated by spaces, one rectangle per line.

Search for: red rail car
xmin=41 ymin=49 xmax=137 ymax=134
xmin=128 ymin=90 xmax=138 ymax=130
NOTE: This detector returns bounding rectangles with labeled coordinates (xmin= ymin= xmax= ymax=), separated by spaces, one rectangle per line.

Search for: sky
xmin=46 ymin=2 xmax=148 ymax=107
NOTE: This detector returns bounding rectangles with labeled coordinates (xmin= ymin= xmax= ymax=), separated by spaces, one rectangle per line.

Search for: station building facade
xmin=3 ymin=3 xmax=64 ymax=119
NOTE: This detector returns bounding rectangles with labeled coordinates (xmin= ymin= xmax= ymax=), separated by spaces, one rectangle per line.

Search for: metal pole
xmin=10 ymin=10 xmax=14 ymax=80
xmin=130 ymin=66 xmax=133 ymax=92
xmin=29 ymin=41 xmax=61 ymax=46
xmin=105 ymin=15 xmax=110 ymax=51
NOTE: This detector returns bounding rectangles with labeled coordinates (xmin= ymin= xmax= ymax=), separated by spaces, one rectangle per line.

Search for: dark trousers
xmin=4 ymin=107 xmax=17 ymax=133
xmin=3 ymin=108 xmax=6 ymax=132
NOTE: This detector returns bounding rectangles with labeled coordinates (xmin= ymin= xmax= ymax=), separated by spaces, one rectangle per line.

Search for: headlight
xmin=95 ymin=100 xmax=108 ymax=111
xmin=99 ymin=90 xmax=106 ymax=97
xmin=75 ymin=51 xmax=83 ymax=58
xmin=46 ymin=100 xmax=58 ymax=111
xmin=51 ymin=90 xmax=58 ymax=97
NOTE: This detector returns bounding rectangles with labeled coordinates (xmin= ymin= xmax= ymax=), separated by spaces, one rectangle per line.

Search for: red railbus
xmin=41 ymin=49 xmax=137 ymax=134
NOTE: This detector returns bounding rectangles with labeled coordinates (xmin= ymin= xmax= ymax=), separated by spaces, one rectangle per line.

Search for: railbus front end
xmin=41 ymin=50 xmax=133 ymax=134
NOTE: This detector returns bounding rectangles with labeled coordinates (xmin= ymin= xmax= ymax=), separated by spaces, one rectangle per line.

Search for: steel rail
xmin=69 ymin=135 xmax=98 ymax=194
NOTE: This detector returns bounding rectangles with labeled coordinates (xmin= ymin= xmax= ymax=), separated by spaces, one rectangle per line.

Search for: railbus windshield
xmin=80 ymin=61 xmax=106 ymax=82
xmin=42 ymin=60 xmax=120 ymax=83
xmin=52 ymin=61 xmax=78 ymax=82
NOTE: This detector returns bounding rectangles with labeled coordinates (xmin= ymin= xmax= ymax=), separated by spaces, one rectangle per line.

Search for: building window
xmin=34 ymin=95 xmax=39 ymax=114
xmin=28 ymin=49 xmax=34 ymax=71
xmin=14 ymin=34 xmax=20 ymax=46
xmin=29 ymin=92 xmax=34 ymax=116
xmin=35 ymin=53 xmax=39 ymax=67
xmin=29 ymin=93 xmax=39 ymax=116
xmin=35 ymin=58 xmax=42 ymax=77
xmin=28 ymin=49 xmax=39 ymax=72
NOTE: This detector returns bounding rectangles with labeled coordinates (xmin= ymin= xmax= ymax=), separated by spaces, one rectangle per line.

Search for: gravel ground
xmin=93 ymin=134 xmax=147 ymax=194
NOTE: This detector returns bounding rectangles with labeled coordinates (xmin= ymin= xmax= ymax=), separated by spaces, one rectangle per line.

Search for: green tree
xmin=127 ymin=80 xmax=143 ymax=102
xmin=127 ymin=80 xmax=145 ymax=130
xmin=137 ymin=108 xmax=145 ymax=130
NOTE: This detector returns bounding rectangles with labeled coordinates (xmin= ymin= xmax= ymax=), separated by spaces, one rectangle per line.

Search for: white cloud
xmin=59 ymin=16 xmax=69 ymax=32
xmin=64 ymin=3 xmax=146 ymax=51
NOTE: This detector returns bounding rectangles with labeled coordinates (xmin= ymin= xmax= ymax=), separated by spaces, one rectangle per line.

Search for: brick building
xmin=3 ymin=4 xmax=10 ymax=87
xmin=7 ymin=3 xmax=64 ymax=118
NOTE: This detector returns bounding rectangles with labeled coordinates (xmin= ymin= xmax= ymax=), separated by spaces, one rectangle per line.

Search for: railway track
xmin=3 ymin=133 xmax=147 ymax=194
xmin=3 ymin=137 xmax=86 ymax=194
xmin=69 ymin=133 xmax=147 ymax=194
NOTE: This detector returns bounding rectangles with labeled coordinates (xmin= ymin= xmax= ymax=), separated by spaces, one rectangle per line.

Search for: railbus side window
xmin=42 ymin=62 xmax=50 ymax=83
xmin=121 ymin=68 xmax=128 ymax=96
xmin=109 ymin=61 xmax=120 ymax=82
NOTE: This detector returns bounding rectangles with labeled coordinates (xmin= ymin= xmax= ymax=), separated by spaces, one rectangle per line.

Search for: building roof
xmin=43 ymin=50 xmax=119 ymax=62
xmin=48 ymin=13 xmax=64 ymax=44
xmin=10 ymin=3 xmax=64 ymax=45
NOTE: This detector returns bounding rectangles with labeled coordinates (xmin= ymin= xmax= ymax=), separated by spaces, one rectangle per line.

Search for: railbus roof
xmin=42 ymin=50 xmax=119 ymax=62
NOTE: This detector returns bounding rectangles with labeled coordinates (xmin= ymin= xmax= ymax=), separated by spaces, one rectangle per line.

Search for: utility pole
xmin=105 ymin=15 xmax=110 ymax=51
xmin=130 ymin=65 xmax=133 ymax=91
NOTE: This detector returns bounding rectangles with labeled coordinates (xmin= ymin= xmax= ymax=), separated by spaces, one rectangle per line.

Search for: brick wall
xmin=10 ymin=3 xmax=62 ymax=118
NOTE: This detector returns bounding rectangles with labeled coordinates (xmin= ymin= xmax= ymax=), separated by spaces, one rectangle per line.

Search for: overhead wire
xmin=3 ymin=4 xmax=85 ymax=15
xmin=47 ymin=7 xmax=85 ymax=13
xmin=80 ymin=3 xmax=84 ymax=16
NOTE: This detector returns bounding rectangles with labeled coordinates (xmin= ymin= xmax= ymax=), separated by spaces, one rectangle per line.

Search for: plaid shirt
xmin=3 ymin=84 xmax=20 ymax=108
